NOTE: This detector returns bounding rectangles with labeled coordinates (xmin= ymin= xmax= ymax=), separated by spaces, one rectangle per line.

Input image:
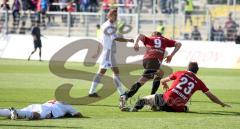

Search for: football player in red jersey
xmin=119 ymin=31 xmax=182 ymax=109
xmin=122 ymin=62 xmax=231 ymax=112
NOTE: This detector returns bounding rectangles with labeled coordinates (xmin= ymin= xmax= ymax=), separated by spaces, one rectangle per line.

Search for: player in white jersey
xmin=0 ymin=100 xmax=82 ymax=120
xmin=88 ymin=9 xmax=134 ymax=98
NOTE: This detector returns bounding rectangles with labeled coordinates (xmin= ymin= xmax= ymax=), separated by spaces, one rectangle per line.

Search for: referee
xmin=28 ymin=23 xmax=42 ymax=61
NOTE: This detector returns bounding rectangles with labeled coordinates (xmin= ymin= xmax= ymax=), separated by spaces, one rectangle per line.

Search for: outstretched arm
xmin=205 ymin=91 xmax=231 ymax=107
xmin=114 ymin=38 xmax=134 ymax=43
xmin=133 ymin=34 xmax=146 ymax=51
xmin=165 ymin=42 xmax=182 ymax=63
xmin=72 ymin=112 xmax=83 ymax=118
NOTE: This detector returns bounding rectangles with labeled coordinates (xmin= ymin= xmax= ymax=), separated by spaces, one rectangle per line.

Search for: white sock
xmin=0 ymin=109 xmax=10 ymax=117
xmin=17 ymin=109 xmax=33 ymax=119
xmin=89 ymin=74 xmax=103 ymax=94
xmin=113 ymin=74 xmax=125 ymax=95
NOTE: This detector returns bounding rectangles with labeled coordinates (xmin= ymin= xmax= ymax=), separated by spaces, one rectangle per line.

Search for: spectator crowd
xmin=0 ymin=0 xmax=240 ymax=43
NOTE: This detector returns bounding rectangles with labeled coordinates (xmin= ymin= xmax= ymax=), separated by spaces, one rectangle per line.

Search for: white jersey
xmin=99 ymin=20 xmax=118 ymax=69
xmin=21 ymin=101 xmax=78 ymax=119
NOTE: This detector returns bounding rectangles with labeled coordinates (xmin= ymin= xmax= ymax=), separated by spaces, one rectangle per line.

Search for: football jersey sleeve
xmin=199 ymin=80 xmax=209 ymax=93
xmin=169 ymin=72 xmax=178 ymax=80
xmin=164 ymin=38 xmax=176 ymax=47
xmin=141 ymin=36 xmax=151 ymax=46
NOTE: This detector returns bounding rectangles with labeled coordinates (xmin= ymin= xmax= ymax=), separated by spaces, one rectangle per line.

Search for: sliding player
xmin=122 ymin=62 xmax=231 ymax=112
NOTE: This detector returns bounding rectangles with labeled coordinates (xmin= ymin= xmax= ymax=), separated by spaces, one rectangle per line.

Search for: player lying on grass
xmin=122 ymin=62 xmax=231 ymax=112
xmin=0 ymin=100 xmax=82 ymax=120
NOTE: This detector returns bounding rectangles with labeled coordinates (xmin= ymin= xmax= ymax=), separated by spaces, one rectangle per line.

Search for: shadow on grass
xmin=0 ymin=124 xmax=82 ymax=129
xmin=85 ymin=104 xmax=118 ymax=108
xmin=122 ymin=110 xmax=240 ymax=116
xmin=191 ymin=100 xmax=240 ymax=105
xmin=188 ymin=111 xmax=240 ymax=116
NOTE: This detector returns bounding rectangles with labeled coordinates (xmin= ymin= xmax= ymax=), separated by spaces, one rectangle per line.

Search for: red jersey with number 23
xmin=163 ymin=71 xmax=209 ymax=112
xmin=140 ymin=36 xmax=176 ymax=61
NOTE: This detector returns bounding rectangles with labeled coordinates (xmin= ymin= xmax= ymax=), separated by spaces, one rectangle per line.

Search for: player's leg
xmin=135 ymin=94 xmax=156 ymax=110
xmin=39 ymin=47 xmax=42 ymax=61
xmin=112 ymin=66 xmax=128 ymax=108
xmin=88 ymin=68 xmax=107 ymax=97
xmin=111 ymin=67 xmax=126 ymax=96
xmin=28 ymin=47 xmax=37 ymax=61
xmin=121 ymin=94 xmax=156 ymax=112
xmin=17 ymin=105 xmax=38 ymax=119
xmin=0 ymin=109 xmax=11 ymax=118
xmin=124 ymin=59 xmax=158 ymax=99
xmin=125 ymin=76 xmax=150 ymax=98
xmin=119 ymin=72 xmax=152 ymax=109
xmin=151 ymin=69 xmax=164 ymax=94
xmin=2 ymin=106 xmax=36 ymax=120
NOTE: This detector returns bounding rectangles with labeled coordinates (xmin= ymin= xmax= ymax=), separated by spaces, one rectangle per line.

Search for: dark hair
xmin=188 ymin=62 xmax=199 ymax=74
xmin=107 ymin=9 xmax=117 ymax=19
xmin=151 ymin=31 xmax=162 ymax=37
xmin=96 ymin=24 xmax=100 ymax=28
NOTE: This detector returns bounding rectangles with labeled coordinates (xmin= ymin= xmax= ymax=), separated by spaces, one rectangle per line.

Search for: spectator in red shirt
xmin=122 ymin=62 xmax=231 ymax=112
xmin=67 ymin=2 xmax=76 ymax=27
xmin=119 ymin=31 xmax=182 ymax=109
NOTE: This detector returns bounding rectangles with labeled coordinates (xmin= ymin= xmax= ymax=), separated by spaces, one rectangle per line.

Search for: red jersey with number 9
xmin=141 ymin=36 xmax=176 ymax=61
xmin=163 ymin=71 xmax=209 ymax=112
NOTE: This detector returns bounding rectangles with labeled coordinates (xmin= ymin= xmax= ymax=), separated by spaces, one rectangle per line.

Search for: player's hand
xmin=161 ymin=82 xmax=169 ymax=92
xmin=134 ymin=44 xmax=139 ymax=51
xmin=222 ymin=103 xmax=231 ymax=108
xmin=163 ymin=85 xmax=169 ymax=92
xmin=128 ymin=39 xmax=134 ymax=43
xmin=165 ymin=55 xmax=173 ymax=63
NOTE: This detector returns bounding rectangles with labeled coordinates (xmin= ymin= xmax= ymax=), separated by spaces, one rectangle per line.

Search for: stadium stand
xmin=0 ymin=0 xmax=239 ymax=41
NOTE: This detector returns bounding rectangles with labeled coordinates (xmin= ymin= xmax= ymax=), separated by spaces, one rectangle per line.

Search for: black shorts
xmin=153 ymin=94 xmax=173 ymax=112
xmin=142 ymin=58 xmax=161 ymax=79
xmin=154 ymin=94 xmax=188 ymax=112
xmin=34 ymin=40 xmax=42 ymax=49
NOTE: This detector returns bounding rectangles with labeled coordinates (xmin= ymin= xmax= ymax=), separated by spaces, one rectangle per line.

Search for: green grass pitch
xmin=0 ymin=59 xmax=240 ymax=129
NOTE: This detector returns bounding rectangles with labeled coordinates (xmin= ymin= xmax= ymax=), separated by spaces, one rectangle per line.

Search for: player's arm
xmin=72 ymin=112 xmax=83 ymax=118
xmin=165 ymin=42 xmax=182 ymax=63
xmin=114 ymin=37 xmax=134 ymax=43
xmin=160 ymin=76 xmax=171 ymax=92
xmin=204 ymin=91 xmax=231 ymax=107
xmin=29 ymin=112 xmax=41 ymax=120
xmin=133 ymin=34 xmax=146 ymax=51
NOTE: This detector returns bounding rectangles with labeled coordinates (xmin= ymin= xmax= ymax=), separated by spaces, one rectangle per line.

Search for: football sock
xmin=113 ymin=74 xmax=125 ymax=95
xmin=0 ymin=109 xmax=10 ymax=117
xmin=89 ymin=74 xmax=103 ymax=94
xmin=126 ymin=82 xmax=142 ymax=98
xmin=151 ymin=80 xmax=160 ymax=94
xmin=134 ymin=99 xmax=145 ymax=110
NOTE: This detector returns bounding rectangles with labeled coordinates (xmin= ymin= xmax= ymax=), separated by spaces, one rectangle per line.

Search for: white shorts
xmin=99 ymin=49 xmax=117 ymax=69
